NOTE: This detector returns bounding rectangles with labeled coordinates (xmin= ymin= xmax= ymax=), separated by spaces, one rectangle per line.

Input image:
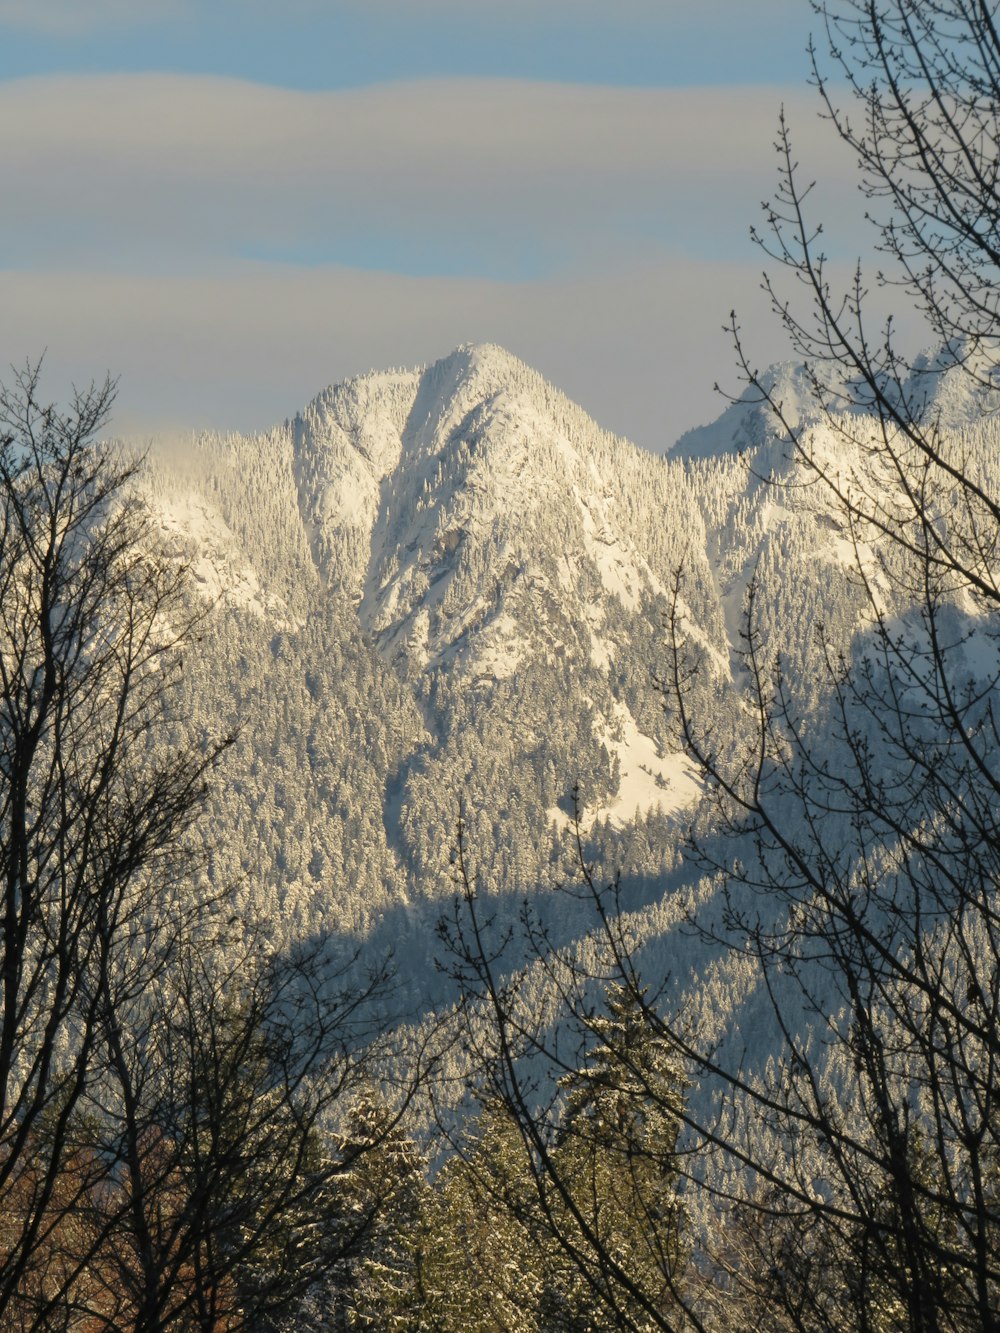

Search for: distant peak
xmin=299 ymin=343 xmax=534 ymax=421
xmin=452 ymin=341 xmax=522 ymax=367
xmin=424 ymin=341 xmax=534 ymax=385
xmin=669 ymin=356 xmax=909 ymax=461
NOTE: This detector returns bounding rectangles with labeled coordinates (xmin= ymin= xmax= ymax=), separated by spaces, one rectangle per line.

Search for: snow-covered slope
xmin=126 ymin=342 xmax=1000 ymax=1156
xmin=132 ymin=347 xmax=733 ymax=943
xmin=138 ymin=343 xmax=949 ymax=951
xmin=291 ymin=345 xmax=718 ymax=681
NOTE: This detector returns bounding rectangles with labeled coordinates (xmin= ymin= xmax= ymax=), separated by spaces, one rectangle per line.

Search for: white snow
xmin=466 ymin=612 xmax=525 ymax=680
xmin=152 ymin=492 xmax=289 ymax=622
xmin=600 ymin=703 xmax=701 ymax=826
xmin=319 ymin=463 xmax=378 ymax=528
xmin=575 ymin=485 xmax=643 ymax=611
xmin=551 ymin=702 xmax=701 ymax=833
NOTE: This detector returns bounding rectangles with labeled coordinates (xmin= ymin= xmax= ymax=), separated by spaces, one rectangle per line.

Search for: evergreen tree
xmin=333 ymin=1093 xmax=431 ymax=1333
xmin=542 ymin=985 xmax=688 ymax=1332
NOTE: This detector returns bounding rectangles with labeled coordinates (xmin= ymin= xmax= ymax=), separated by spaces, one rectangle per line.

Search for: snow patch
xmin=674 ymin=597 xmax=731 ymax=678
xmin=462 ymin=612 xmax=525 ymax=681
xmin=551 ymin=702 xmax=701 ymax=832
xmin=600 ymin=703 xmax=702 ymax=827
xmin=575 ymin=486 xmax=642 ymax=610
xmin=821 ymin=532 xmax=891 ymax=614
xmin=153 ymin=492 xmax=289 ymax=622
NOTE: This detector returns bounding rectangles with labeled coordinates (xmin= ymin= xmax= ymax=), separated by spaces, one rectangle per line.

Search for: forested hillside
xmin=134 ymin=341 xmax=942 ymax=1018
xmin=120 ymin=336 xmax=1000 ymax=1330
xmin=4 ymin=332 xmax=998 ymax=1330
xmin=3 ymin=0 xmax=997 ymax=1314
xmin=142 ymin=346 xmax=721 ymax=966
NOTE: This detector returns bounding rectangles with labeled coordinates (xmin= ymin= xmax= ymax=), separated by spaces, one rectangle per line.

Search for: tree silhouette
xmin=0 ymin=364 xmax=429 ymax=1332
xmin=660 ymin=1 xmax=1000 ymax=1326
xmin=445 ymin=3 xmax=1000 ymax=1327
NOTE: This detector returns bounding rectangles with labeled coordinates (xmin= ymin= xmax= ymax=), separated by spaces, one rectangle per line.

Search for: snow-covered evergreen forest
xmin=2 ymin=342 xmax=998 ymax=1328
xmin=103 ymin=335 xmax=997 ymax=1327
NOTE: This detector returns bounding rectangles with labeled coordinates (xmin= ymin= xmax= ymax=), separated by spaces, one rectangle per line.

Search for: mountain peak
xmin=298 ymin=343 xmax=532 ymax=417
xmin=437 ymin=341 xmax=527 ymax=376
xmin=671 ymin=361 xmax=842 ymax=462
xmin=283 ymin=339 xmax=714 ymax=693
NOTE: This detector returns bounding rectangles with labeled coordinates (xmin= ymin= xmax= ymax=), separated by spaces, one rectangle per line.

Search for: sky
xmin=0 ymin=0 xmax=873 ymax=452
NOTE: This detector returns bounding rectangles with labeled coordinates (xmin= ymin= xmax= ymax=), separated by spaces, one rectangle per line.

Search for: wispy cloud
xmin=0 ymin=74 xmax=856 ymax=277
xmin=0 ymin=71 xmax=874 ymax=448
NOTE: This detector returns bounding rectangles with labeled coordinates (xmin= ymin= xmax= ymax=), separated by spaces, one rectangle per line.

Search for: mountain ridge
xmin=135 ymin=340 xmax=999 ymax=964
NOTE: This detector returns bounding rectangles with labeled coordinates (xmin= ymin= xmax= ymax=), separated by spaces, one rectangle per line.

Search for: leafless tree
xmin=0 ymin=360 xmax=222 ymax=1327
xmin=663 ymin=1 xmax=1000 ymax=1326
xmin=444 ymin=4 xmax=1000 ymax=1329
xmin=0 ymin=363 xmax=432 ymax=1333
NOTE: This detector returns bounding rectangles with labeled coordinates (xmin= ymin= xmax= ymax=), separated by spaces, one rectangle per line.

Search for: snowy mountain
xmin=291 ymin=344 xmax=717 ymax=682
xmin=105 ymin=338 xmax=1000 ymax=1328
xmin=137 ymin=342 xmax=992 ymax=1024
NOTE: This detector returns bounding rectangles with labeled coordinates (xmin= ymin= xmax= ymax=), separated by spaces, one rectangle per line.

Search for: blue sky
xmin=0 ymin=0 xmax=870 ymax=449
xmin=0 ymin=2 xmax=812 ymax=91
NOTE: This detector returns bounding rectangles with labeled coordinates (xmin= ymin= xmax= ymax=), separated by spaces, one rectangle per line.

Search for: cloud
xmin=0 ymin=256 xmax=834 ymax=453
xmin=0 ymin=74 xmax=860 ymax=277
xmin=0 ymin=72 xmax=883 ymax=452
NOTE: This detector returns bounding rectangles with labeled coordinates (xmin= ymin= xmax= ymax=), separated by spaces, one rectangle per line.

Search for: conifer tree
xmin=547 ymin=984 xmax=688 ymax=1331
xmin=441 ymin=826 xmax=696 ymax=1331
